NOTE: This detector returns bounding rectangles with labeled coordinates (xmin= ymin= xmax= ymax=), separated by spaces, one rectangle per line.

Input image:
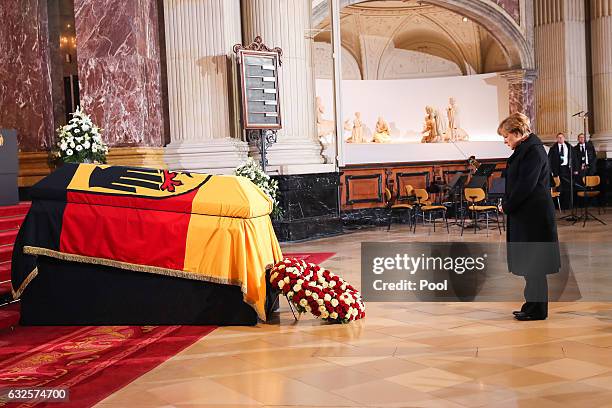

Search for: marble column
xmin=0 ymin=0 xmax=64 ymax=186
xmin=74 ymin=0 xmax=166 ymax=167
xmin=590 ymin=0 xmax=612 ymax=155
xmin=534 ymin=0 xmax=589 ymax=143
xmin=501 ymin=69 xmax=537 ymax=131
xmin=0 ymin=0 xmax=55 ymax=152
xmin=162 ymin=0 xmax=249 ymax=174
xmin=241 ymin=0 xmax=329 ymax=175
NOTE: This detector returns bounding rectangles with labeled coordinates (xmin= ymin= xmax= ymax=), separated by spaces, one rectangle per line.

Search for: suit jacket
xmin=504 ymin=134 xmax=560 ymax=276
xmin=547 ymin=141 xmax=577 ymax=176
xmin=573 ymin=141 xmax=597 ymax=175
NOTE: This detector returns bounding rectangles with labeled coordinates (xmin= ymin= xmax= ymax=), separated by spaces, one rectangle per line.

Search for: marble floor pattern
xmin=97 ymin=211 xmax=612 ymax=408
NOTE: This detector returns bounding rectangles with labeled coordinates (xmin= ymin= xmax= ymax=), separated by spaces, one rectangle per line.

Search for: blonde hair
xmin=497 ymin=112 xmax=531 ymax=136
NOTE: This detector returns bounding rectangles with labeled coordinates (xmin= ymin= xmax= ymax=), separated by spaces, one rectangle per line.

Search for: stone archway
xmin=312 ymin=0 xmax=534 ymax=70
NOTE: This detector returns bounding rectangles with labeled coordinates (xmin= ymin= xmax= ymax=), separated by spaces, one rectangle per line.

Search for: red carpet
xmin=0 ymin=320 xmax=215 ymax=407
xmin=283 ymin=252 xmax=335 ymax=264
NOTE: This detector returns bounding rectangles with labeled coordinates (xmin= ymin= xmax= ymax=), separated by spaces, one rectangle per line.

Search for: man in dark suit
xmin=548 ymin=132 xmax=577 ymax=210
xmin=574 ymin=133 xmax=597 ymax=176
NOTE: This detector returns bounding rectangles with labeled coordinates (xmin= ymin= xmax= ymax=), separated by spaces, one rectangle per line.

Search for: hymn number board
xmin=238 ymin=50 xmax=282 ymax=130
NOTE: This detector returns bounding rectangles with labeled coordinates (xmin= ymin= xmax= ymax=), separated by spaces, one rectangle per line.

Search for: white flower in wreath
xmin=293 ymin=284 xmax=301 ymax=292
xmin=74 ymin=128 xmax=80 ymax=134
xmin=271 ymin=272 xmax=278 ymax=281
xmin=318 ymin=305 xmax=326 ymax=312
xmin=92 ymin=146 xmax=97 ymax=153
xmin=278 ymin=280 xmax=285 ymax=289
xmin=352 ymin=308 xmax=358 ymax=317
xmin=321 ymin=311 xmax=329 ymax=319
xmin=323 ymin=294 xmax=332 ymax=302
xmin=305 ymin=290 xmax=312 ymax=296
xmin=70 ymin=142 xmax=75 ymax=149
xmin=287 ymin=291 xmax=294 ymax=299
xmin=311 ymin=293 xmax=319 ymax=300
xmin=329 ymin=281 xmax=336 ymax=288
xmin=66 ymin=149 xmax=73 ymax=156
xmin=331 ymin=299 xmax=339 ymax=307
xmin=299 ymin=299 xmax=308 ymax=307
xmin=305 ymin=305 xmax=311 ymax=312
xmin=60 ymin=142 xmax=67 ymax=151
xmin=83 ymin=141 xmax=91 ymax=149
xmin=283 ymin=277 xmax=290 ymax=284
xmin=317 ymin=299 xmax=324 ymax=305
xmin=75 ymin=145 xmax=83 ymax=152
xmin=330 ymin=312 xmax=338 ymax=319
xmin=297 ymin=279 xmax=304 ymax=285
xmin=82 ymin=124 xmax=90 ymax=131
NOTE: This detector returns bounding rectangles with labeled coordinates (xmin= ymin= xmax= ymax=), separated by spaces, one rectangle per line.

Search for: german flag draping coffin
xmin=11 ymin=164 xmax=283 ymax=320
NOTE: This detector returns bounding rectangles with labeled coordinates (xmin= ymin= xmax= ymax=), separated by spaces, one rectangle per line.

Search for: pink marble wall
xmin=492 ymin=0 xmax=520 ymax=23
xmin=0 ymin=0 xmax=56 ymax=152
xmin=509 ymin=80 xmax=536 ymax=132
xmin=74 ymin=0 xmax=165 ymax=147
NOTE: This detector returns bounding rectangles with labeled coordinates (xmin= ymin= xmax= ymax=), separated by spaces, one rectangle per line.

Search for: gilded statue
xmin=346 ymin=112 xmax=364 ymax=143
xmin=372 ymin=117 xmax=392 ymax=143
xmin=421 ymin=106 xmax=441 ymax=143
xmin=443 ymin=97 xmax=469 ymax=142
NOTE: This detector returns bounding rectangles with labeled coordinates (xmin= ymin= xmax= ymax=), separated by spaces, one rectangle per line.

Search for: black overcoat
xmin=503 ymin=134 xmax=560 ymax=276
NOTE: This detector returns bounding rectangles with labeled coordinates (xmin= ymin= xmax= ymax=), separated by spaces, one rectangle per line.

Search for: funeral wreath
xmin=269 ymin=258 xmax=365 ymax=323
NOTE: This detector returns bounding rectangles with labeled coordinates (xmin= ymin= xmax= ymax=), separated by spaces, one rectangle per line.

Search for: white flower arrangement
xmin=56 ymin=107 xmax=108 ymax=164
xmin=234 ymin=157 xmax=281 ymax=217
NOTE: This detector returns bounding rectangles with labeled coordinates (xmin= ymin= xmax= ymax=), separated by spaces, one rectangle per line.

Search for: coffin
xmin=11 ymin=164 xmax=283 ymax=325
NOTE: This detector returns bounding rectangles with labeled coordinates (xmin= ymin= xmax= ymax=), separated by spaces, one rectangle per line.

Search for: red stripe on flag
xmin=60 ymin=192 xmax=192 ymax=271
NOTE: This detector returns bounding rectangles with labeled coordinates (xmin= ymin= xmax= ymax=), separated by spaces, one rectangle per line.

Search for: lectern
xmin=0 ymin=129 xmax=18 ymax=206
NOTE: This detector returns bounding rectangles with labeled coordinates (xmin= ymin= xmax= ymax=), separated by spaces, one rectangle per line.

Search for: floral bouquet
xmin=269 ymin=258 xmax=365 ymax=324
xmin=234 ymin=158 xmax=281 ymax=217
xmin=56 ymin=107 xmax=108 ymax=164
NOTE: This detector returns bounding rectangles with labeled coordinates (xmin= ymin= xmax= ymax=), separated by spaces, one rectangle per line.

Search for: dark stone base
xmin=271 ymin=172 xmax=343 ymax=242
xmin=597 ymin=158 xmax=612 ymax=206
xmin=273 ymin=215 xmax=343 ymax=242
xmin=341 ymin=208 xmax=413 ymax=230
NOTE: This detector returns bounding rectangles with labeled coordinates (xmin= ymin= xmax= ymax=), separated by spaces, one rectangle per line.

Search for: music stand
xmin=447 ymin=174 xmax=468 ymax=224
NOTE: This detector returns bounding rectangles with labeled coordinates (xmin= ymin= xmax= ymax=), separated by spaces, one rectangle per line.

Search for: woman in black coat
xmin=498 ymin=113 xmax=560 ymax=321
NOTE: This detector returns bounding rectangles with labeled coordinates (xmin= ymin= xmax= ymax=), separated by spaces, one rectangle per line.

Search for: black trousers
xmin=521 ymin=274 xmax=548 ymax=319
xmin=558 ymin=166 xmax=572 ymax=210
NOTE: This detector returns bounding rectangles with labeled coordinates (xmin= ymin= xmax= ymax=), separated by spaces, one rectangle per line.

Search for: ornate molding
xmin=233 ymin=36 xmax=283 ymax=65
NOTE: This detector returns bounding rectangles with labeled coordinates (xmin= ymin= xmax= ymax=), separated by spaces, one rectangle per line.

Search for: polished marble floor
xmin=97 ymin=211 xmax=612 ymax=408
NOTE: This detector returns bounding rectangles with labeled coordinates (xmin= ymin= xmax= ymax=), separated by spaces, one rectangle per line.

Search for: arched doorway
xmin=313 ymin=0 xmax=534 ymax=72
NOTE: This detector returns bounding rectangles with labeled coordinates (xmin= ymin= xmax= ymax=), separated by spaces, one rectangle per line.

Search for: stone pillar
xmin=162 ymin=0 xmax=248 ymax=174
xmin=590 ymin=0 xmax=612 ymax=155
xmin=534 ymin=0 xmax=589 ymax=143
xmin=501 ymin=69 xmax=537 ymax=131
xmin=0 ymin=0 xmax=55 ymax=151
xmin=241 ymin=0 xmax=329 ymax=174
xmin=74 ymin=0 xmax=166 ymax=167
xmin=0 ymin=0 xmax=59 ymax=185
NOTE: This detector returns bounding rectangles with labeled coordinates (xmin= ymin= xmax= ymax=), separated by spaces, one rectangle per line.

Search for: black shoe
xmin=514 ymin=312 xmax=546 ymax=321
xmin=512 ymin=310 xmax=522 ymax=316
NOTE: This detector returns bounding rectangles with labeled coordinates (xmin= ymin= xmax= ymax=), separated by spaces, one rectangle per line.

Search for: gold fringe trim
xmin=11 ymin=267 xmax=38 ymax=299
xmin=21 ymin=246 xmax=267 ymax=320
